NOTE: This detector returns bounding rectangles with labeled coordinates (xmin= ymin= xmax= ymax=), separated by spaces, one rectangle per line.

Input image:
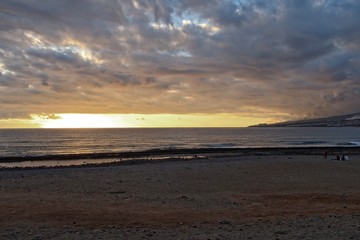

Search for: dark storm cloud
xmin=0 ymin=0 xmax=360 ymax=120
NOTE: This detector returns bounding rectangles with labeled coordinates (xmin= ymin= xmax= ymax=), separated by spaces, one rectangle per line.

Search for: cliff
xmin=251 ymin=113 xmax=360 ymax=127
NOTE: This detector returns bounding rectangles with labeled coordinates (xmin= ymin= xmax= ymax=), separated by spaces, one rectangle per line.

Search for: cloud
xmin=0 ymin=0 xmax=360 ymax=121
xmin=29 ymin=113 xmax=62 ymax=121
xmin=0 ymin=111 xmax=32 ymax=119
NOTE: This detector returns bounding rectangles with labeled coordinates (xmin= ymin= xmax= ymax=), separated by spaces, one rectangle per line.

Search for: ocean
xmin=1 ymin=127 xmax=359 ymax=167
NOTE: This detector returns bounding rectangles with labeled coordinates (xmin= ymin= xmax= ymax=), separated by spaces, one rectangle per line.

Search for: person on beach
xmin=323 ymin=151 xmax=328 ymax=159
xmin=332 ymin=154 xmax=349 ymax=161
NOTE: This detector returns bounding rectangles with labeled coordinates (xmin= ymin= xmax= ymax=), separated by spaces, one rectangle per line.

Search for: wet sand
xmin=1 ymin=152 xmax=360 ymax=239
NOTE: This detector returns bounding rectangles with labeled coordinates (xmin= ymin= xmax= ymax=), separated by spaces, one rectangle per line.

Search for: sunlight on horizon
xmin=0 ymin=113 xmax=274 ymax=129
xmin=38 ymin=114 xmax=126 ymax=128
xmin=28 ymin=113 xmax=265 ymax=128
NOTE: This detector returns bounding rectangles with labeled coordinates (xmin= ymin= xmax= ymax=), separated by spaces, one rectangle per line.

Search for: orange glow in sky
xmin=0 ymin=113 xmax=273 ymax=128
xmin=2 ymin=1 xmax=357 ymax=127
xmin=39 ymin=114 xmax=123 ymax=128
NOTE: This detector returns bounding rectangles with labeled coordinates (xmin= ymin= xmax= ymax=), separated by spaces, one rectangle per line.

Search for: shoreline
xmin=2 ymin=146 xmax=360 ymax=162
xmin=1 ymin=146 xmax=360 ymax=170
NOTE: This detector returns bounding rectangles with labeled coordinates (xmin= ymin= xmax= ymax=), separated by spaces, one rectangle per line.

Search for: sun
xmin=24 ymin=113 xmax=266 ymax=129
xmin=39 ymin=114 xmax=125 ymax=128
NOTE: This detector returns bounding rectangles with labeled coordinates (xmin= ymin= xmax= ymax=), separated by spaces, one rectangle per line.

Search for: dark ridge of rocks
xmin=251 ymin=112 xmax=360 ymax=127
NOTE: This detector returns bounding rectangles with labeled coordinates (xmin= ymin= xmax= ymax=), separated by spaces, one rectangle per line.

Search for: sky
xmin=0 ymin=0 xmax=360 ymax=128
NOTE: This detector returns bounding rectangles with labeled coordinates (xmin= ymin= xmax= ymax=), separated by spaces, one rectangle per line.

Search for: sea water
xmin=0 ymin=127 xmax=359 ymax=167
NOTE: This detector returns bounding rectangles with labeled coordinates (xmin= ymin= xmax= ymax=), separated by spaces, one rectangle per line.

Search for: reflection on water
xmin=0 ymin=155 xmax=206 ymax=168
xmin=1 ymin=128 xmax=360 ymax=159
xmin=0 ymin=158 xmax=119 ymax=168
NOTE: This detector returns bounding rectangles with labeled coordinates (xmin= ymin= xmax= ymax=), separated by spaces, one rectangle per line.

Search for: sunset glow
xmin=26 ymin=113 xmax=266 ymax=129
xmin=1 ymin=1 xmax=360 ymax=128
xmin=39 ymin=114 xmax=124 ymax=129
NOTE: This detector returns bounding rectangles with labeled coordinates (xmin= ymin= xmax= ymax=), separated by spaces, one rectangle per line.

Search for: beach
xmin=1 ymin=150 xmax=360 ymax=239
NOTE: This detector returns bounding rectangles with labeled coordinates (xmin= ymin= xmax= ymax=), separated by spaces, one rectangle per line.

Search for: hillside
xmin=251 ymin=113 xmax=360 ymax=127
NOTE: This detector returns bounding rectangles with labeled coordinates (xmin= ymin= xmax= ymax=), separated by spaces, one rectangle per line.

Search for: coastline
xmin=1 ymin=146 xmax=360 ymax=169
xmin=1 ymin=150 xmax=360 ymax=239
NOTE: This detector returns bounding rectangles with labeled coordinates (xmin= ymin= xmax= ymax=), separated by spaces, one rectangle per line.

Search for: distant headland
xmin=250 ymin=113 xmax=360 ymax=127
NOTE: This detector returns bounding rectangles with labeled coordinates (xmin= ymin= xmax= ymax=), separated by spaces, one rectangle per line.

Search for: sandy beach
xmin=1 ymin=150 xmax=360 ymax=239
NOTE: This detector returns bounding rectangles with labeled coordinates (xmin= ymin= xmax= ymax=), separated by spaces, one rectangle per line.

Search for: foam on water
xmin=0 ymin=127 xmax=359 ymax=161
